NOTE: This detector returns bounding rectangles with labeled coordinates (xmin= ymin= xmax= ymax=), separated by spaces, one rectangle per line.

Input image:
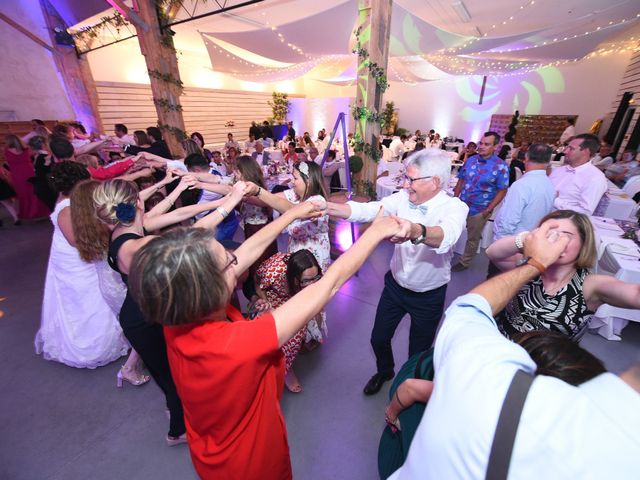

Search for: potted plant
xmin=268 ymin=92 xmax=291 ymax=141
xmin=382 ymin=101 xmax=397 ymax=135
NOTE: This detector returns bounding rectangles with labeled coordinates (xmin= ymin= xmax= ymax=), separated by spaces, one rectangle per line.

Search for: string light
xmin=387 ymin=60 xmax=417 ymax=86
xmin=441 ymin=0 xmax=538 ymax=54
xmin=484 ymin=15 xmax=640 ymax=53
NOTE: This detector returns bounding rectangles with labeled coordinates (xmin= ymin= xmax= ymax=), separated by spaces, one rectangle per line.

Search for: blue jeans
xmin=371 ymin=271 xmax=447 ymax=375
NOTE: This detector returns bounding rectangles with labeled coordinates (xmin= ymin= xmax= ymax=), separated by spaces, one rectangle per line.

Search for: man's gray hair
xmin=405 ymin=148 xmax=451 ymax=187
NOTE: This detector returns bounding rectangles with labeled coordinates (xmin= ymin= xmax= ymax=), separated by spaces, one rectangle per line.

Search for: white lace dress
xmin=283 ymin=189 xmax=331 ymax=342
xmin=34 ymin=199 xmax=129 ymax=368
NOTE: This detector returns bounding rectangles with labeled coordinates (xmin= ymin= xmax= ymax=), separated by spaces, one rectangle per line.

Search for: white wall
xmin=0 ymin=0 xmax=74 ymax=121
xmin=385 ymin=52 xmax=633 ymax=143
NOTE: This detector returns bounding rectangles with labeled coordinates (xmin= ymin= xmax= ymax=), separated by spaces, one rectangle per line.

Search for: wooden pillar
xmin=354 ymin=0 xmax=393 ymax=189
xmin=132 ymin=0 xmax=186 ymax=156
xmin=39 ymin=0 xmax=104 ymax=133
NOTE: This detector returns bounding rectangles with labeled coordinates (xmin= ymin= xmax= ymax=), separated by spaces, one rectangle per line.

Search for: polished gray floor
xmin=1 ymin=218 xmax=639 ymax=480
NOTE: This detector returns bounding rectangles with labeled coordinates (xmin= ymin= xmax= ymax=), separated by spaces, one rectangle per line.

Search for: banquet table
xmin=589 ymin=216 xmax=640 ymax=340
xmin=376 ymin=175 xmax=402 ymax=199
xmin=445 ymin=142 xmax=464 ymax=152
xmin=264 ymin=148 xmax=284 ymax=163
xmin=594 ymin=180 xmax=637 ymax=220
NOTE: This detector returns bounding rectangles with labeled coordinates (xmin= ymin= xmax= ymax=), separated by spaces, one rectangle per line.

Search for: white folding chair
xmin=622 ymin=175 xmax=640 ymax=198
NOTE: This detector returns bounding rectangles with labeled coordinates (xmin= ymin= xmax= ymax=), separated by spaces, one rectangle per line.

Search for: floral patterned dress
xmin=255 ymin=252 xmax=310 ymax=372
xmin=283 ymin=189 xmax=330 ymax=342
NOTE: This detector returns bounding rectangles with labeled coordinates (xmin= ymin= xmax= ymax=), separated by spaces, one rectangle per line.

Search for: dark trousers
xmin=121 ymin=308 xmax=185 ymax=438
xmin=371 ymin=271 xmax=447 ymax=375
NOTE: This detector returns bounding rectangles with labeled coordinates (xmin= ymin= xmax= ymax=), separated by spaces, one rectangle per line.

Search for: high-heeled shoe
xmin=166 ymin=433 xmax=188 ymax=447
xmin=116 ymin=366 xmax=151 ymax=388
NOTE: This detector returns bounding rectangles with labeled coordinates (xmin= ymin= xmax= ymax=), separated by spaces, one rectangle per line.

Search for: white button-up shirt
xmin=347 ymin=190 xmax=468 ymax=292
xmin=549 ymin=161 xmax=607 ymax=214
xmin=389 ymin=293 xmax=640 ymax=480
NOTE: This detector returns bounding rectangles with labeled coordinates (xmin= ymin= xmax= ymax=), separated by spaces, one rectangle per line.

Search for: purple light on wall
xmin=334 ymin=220 xmax=355 ymax=252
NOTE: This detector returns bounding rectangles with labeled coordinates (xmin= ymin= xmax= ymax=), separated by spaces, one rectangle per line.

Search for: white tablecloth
xmin=589 ymin=216 xmax=640 ymax=340
xmin=265 ymin=148 xmax=284 ymax=162
xmin=376 ymin=176 xmax=402 ymax=199
xmin=594 ymin=181 xmax=637 ymax=220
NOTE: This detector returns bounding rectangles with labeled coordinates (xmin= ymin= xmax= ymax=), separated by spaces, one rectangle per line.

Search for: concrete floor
xmin=1 ymin=218 xmax=639 ymax=480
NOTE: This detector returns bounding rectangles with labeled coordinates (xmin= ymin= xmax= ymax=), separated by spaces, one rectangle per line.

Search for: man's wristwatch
xmin=411 ymin=224 xmax=427 ymax=245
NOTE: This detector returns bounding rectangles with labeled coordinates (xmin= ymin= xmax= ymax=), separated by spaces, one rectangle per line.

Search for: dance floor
xmin=1 ymin=217 xmax=639 ymax=479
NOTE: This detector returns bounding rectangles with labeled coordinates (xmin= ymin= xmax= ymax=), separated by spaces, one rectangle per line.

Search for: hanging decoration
xmin=352 ymin=27 xmax=389 ymax=93
xmin=351 ymin=105 xmax=384 ymax=126
xmin=158 ymin=122 xmax=188 ymax=141
xmin=153 ymin=97 xmax=183 ymax=112
xmin=147 ymin=69 xmax=184 ymax=90
xmin=70 ymin=11 xmax=130 ymax=48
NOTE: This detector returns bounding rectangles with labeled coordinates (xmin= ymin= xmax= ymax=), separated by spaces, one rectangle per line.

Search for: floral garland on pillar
xmin=351 ymin=26 xmax=389 ymax=163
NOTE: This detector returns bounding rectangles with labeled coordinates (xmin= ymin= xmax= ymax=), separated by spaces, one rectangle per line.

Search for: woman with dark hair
xmin=133 ymin=130 xmax=151 ymax=148
xmin=234 ymin=155 xmax=276 ymax=247
xmin=190 ymin=131 xmax=212 ymax=161
xmin=246 ymin=161 xmax=330 ymax=345
xmin=127 ymin=209 xmax=400 ymax=478
xmin=486 ymin=209 xmax=640 ymax=339
xmin=255 ymin=249 xmax=323 ymax=392
xmin=35 ymin=162 xmax=130 ymax=368
xmin=93 ymin=177 xmax=247 ymax=445
xmin=4 ymin=134 xmax=49 ymax=220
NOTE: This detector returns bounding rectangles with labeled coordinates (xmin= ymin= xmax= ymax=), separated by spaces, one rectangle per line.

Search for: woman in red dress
xmin=4 ymin=135 xmax=49 ymax=220
xmin=129 ymin=205 xmax=400 ymax=479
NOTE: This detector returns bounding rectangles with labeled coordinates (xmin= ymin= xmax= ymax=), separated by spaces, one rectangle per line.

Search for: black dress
xmin=0 ymin=165 xmax=16 ymax=201
xmin=498 ymin=268 xmax=594 ymax=340
xmin=31 ymin=154 xmax=56 ymax=211
xmin=108 ymin=232 xmax=185 ymax=437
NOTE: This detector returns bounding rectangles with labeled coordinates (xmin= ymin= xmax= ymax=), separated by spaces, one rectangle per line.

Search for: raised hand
xmin=231 ymin=180 xmax=248 ymax=199
xmin=289 ymin=200 xmax=323 ymax=220
xmin=370 ymin=207 xmax=402 ymax=240
xmin=243 ymin=181 xmax=260 ymax=196
xmin=167 ymin=167 xmax=187 ymax=177
xmin=253 ymin=298 xmax=271 ymax=313
xmin=176 ymin=175 xmax=197 ymax=192
xmin=388 ymin=214 xmax=413 ymax=243
xmin=523 ymin=220 xmax=570 ymax=268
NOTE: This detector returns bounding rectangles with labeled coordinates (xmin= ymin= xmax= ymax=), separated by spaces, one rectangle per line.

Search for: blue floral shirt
xmin=458 ymin=154 xmax=509 ymax=215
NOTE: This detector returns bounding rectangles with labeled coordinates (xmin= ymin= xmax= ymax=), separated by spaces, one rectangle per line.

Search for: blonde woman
xmin=70 ymin=180 xmax=149 ymax=386
xmin=486 ymin=209 xmax=640 ymax=339
xmin=94 ymin=176 xmax=248 ymax=445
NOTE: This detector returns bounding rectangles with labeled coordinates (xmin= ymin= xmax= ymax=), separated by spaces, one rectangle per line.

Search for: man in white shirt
xmin=224 ymin=133 xmax=240 ymax=155
xmin=112 ymin=123 xmax=136 ymax=146
xmin=388 ymin=135 xmax=407 ymax=160
xmin=591 ymin=141 xmax=614 ymax=171
xmin=244 ymin=133 xmax=257 ymax=153
xmin=388 ymin=223 xmax=640 ymax=479
xmin=327 ymin=149 xmax=468 ymax=395
xmin=558 ymin=117 xmax=576 ymax=145
xmin=549 ymin=133 xmax=607 ymax=215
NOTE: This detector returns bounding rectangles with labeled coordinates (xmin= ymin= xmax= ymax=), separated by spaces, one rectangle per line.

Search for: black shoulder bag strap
xmin=485 ymin=370 xmax=534 ymax=480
